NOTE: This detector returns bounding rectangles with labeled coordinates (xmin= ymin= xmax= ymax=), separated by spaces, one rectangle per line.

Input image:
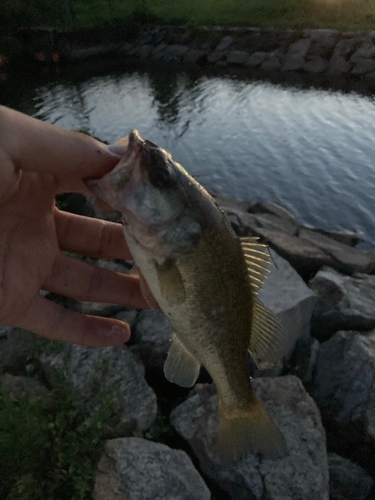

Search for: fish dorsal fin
xmin=249 ymin=297 xmax=289 ymax=369
xmin=164 ymin=334 xmax=201 ymax=387
xmin=240 ymin=237 xmax=271 ymax=294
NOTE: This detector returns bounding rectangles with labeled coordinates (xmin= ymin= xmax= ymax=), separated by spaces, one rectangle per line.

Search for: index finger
xmin=55 ymin=209 xmax=133 ymax=260
xmin=0 ymin=106 xmax=122 ymax=184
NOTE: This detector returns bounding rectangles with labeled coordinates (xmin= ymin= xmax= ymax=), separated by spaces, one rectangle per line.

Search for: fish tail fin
xmin=217 ymin=394 xmax=286 ymax=463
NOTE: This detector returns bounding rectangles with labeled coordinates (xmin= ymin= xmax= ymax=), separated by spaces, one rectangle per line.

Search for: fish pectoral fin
xmin=240 ymin=237 xmax=271 ymax=294
xmin=164 ymin=334 xmax=201 ymax=388
xmin=249 ymin=297 xmax=290 ymax=369
xmin=156 ymin=259 xmax=186 ymax=305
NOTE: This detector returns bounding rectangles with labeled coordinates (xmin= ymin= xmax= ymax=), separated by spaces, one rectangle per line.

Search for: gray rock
xmin=212 ymin=192 xmax=254 ymax=214
xmin=130 ymin=310 xmax=173 ymax=372
xmin=216 ymin=60 xmax=228 ymax=67
xmin=113 ymin=308 xmax=138 ymax=327
xmin=0 ymin=324 xmax=11 ymax=338
xmin=334 ymin=38 xmax=359 ymax=59
xmin=0 ymin=373 xmax=48 ymax=402
xmin=215 ymin=36 xmax=234 ymax=51
xmin=171 ymin=377 xmax=329 ymax=500
xmin=227 ymin=50 xmax=248 ymax=65
xmin=261 ymin=51 xmax=283 ymax=71
xmin=183 ymin=49 xmax=207 ymax=64
xmin=138 ymin=44 xmax=152 ymax=59
xmin=298 ymin=227 xmax=375 ymax=275
xmin=290 ymin=336 xmax=320 ymax=383
xmin=94 ymin=438 xmax=210 ymax=500
xmin=310 ymin=29 xmax=339 ymax=41
xmin=303 ymin=56 xmax=328 ymax=73
xmin=283 ymin=39 xmax=310 ymax=71
xmin=41 ymin=344 xmax=157 ymax=435
xmin=207 ymin=50 xmax=225 ymax=63
xmin=0 ymin=328 xmax=36 ymax=372
xmin=352 ymin=58 xmax=375 ymax=74
xmin=257 ymin=250 xmax=318 ymax=370
xmin=95 ymin=259 xmax=131 ymax=274
xmin=151 ymin=43 xmax=167 ymax=60
xmin=314 ymin=329 xmax=375 ymax=426
xmin=69 ymin=44 xmax=119 ymax=61
xmin=243 ymin=228 xmax=334 ymax=279
xmin=282 ymin=54 xmax=305 ymax=72
xmin=119 ymin=43 xmax=133 ymax=55
xmin=248 ymin=201 xmax=296 ymax=222
xmin=245 ymin=51 xmax=267 ymax=67
xmin=308 ymin=30 xmax=338 ymax=58
xmin=287 ymin=38 xmax=311 ymax=58
xmin=329 ymin=55 xmax=351 ymax=74
xmin=238 ymin=212 xmax=297 ymax=237
xmin=328 ymin=40 xmax=354 ymax=73
xmin=161 ymin=44 xmax=189 ymax=62
xmin=350 ymin=43 xmax=375 ymax=63
xmin=309 ymin=268 xmax=375 ymax=340
xmin=310 ymin=228 xmax=362 ymax=247
xmin=76 ymin=301 xmax=126 ymax=317
xmin=328 ymin=453 xmax=374 ymax=500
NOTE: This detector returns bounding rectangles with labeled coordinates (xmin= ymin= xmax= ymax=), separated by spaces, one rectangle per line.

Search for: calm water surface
xmin=2 ymin=63 xmax=375 ymax=249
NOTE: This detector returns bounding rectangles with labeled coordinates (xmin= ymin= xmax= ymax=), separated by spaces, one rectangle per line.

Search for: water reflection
xmin=1 ymin=61 xmax=375 ymax=250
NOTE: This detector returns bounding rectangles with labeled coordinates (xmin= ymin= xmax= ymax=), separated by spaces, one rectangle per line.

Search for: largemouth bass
xmin=87 ymin=130 xmax=290 ymax=462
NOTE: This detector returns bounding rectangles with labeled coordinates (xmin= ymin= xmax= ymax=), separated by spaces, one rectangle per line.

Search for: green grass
xmin=2 ymin=0 xmax=375 ymax=33
xmin=0 ymin=374 xmax=121 ymax=500
xmin=69 ymin=0 xmax=375 ymax=31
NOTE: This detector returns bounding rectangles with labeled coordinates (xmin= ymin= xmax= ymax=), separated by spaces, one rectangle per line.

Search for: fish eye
xmin=151 ymin=164 xmax=176 ymax=188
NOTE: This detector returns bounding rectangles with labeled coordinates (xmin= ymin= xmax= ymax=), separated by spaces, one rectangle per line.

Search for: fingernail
xmin=101 ymin=323 xmax=130 ymax=343
xmin=108 ymin=144 xmax=128 ymax=156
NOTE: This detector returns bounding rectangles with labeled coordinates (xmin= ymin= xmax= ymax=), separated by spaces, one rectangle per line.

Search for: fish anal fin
xmin=217 ymin=395 xmax=286 ymax=463
xmin=164 ymin=334 xmax=201 ymax=388
xmin=249 ymin=297 xmax=291 ymax=369
xmin=156 ymin=259 xmax=186 ymax=305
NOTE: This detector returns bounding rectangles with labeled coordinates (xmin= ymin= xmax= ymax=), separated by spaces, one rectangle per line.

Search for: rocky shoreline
xmin=1 ymin=192 xmax=375 ymax=499
xmin=57 ymin=25 xmax=375 ymax=80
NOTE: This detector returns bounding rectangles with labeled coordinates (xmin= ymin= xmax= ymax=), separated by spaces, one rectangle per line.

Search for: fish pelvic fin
xmin=217 ymin=395 xmax=286 ymax=464
xmin=249 ymin=297 xmax=291 ymax=370
xmin=164 ymin=334 xmax=201 ymax=387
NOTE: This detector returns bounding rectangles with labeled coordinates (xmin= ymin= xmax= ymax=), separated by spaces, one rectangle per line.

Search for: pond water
xmin=2 ymin=61 xmax=375 ymax=250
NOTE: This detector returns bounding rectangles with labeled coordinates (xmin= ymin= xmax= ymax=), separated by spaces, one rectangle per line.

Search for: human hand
xmin=0 ymin=106 xmax=149 ymax=347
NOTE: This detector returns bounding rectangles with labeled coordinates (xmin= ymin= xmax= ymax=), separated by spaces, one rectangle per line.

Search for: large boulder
xmin=170 ymin=377 xmax=329 ymax=500
xmin=298 ymin=228 xmax=375 ymax=275
xmin=314 ymin=329 xmax=375 ymax=441
xmin=309 ymin=268 xmax=375 ymax=341
xmin=41 ymin=344 xmax=157 ymax=435
xmin=94 ymin=437 xmax=210 ymax=500
xmin=247 ymin=227 xmax=333 ymax=280
xmin=328 ymin=453 xmax=374 ymax=500
xmin=255 ymin=250 xmax=318 ymax=375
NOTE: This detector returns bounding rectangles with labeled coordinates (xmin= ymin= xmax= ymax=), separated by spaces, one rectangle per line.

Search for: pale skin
xmin=0 ymin=105 xmax=149 ymax=347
